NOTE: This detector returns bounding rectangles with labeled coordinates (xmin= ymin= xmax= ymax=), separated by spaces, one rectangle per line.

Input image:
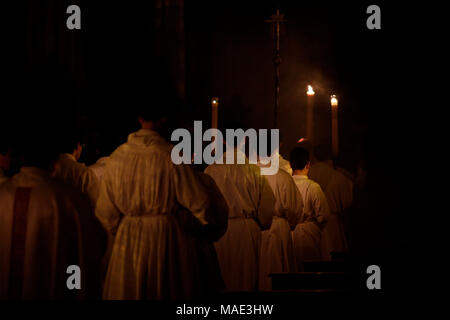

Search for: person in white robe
xmin=309 ymin=144 xmax=352 ymax=257
xmin=289 ymin=147 xmax=330 ymax=270
xmin=0 ymin=143 xmax=105 ymax=299
xmin=204 ymin=149 xmax=275 ymax=291
xmin=89 ymin=156 xmax=110 ymax=181
xmin=96 ymin=114 xmax=218 ymax=300
xmin=88 ymin=141 xmax=116 ymax=280
xmin=87 ymin=155 xmax=114 ymax=281
xmin=278 ymin=152 xmax=293 ymax=175
xmin=53 ymin=139 xmax=100 ymax=208
xmin=258 ymin=159 xmax=303 ymax=291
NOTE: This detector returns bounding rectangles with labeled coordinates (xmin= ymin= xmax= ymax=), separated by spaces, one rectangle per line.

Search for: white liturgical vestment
xmin=292 ymin=174 xmax=330 ymax=269
xmin=89 ymin=156 xmax=110 ymax=181
xmin=0 ymin=167 xmax=104 ymax=299
xmin=54 ymin=153 xmax=100 ymax=208
xmin=96 ymin=129 xmax=215 ymax=300
xmin=205 ymin=153 xmax=275 ymax=292
xmin=279 ymin=153 xmax=293 ymax=175
xmin=309 ymin=162 xmax=352 ymax=256
xmin=258 ymin=167 xmax=303 ymax=290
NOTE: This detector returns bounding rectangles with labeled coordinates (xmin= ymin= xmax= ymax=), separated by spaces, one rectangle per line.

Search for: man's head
xmin=290 ymin=147 xmax=310 ymax=175
xmin=138 ymin=114 xmax=168 ymax=131
xmin=18 ymin=128 xmax=59 ymax=172
xmin=134 ymin=64 xmax=179 ymax=137
xmin=58 ymin=129 xmax=83 ymax=161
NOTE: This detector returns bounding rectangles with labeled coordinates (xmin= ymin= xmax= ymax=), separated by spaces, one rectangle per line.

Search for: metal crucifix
xmin=266 ymin=9 xmax=286 ymax=128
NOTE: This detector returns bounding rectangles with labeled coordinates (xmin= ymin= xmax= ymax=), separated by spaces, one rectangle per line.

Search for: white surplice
xmin=309 ymin=162 xmax=352 ymax=256
xmin=89 ymin=156 xmax=110 ymax=181
xmin=292 ymin=175 xmax=330 ymax=269
xmin=96 ymin=129 xmax=215 ymax=300
xmin=279 ymin=153 xmax=293 ymax=175
xmin=0 ymin=167 xmax=104 ymax=299
xmin=258 ymin=167 xmax=303 ymax=291
xmin=54 ymin=153 xmax=100 ymax=208
xmin=205 ymin=154 xmax=275 ymax=292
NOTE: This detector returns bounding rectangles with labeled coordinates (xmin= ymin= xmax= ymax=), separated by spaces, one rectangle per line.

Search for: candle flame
xmin=211 ymin=97 xmax=219 ymax=105
xmin=307 ymin=85 xmax=315 ymax=96
xmin=330 ymin=95 xmax=338 ymax=107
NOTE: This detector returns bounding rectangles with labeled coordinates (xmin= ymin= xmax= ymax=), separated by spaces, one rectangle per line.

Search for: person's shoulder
xmin=276 ymin=167 xmax=293 ymax=181
xmin=204 ymin=163 xmax=223 ymax=176
xmin=57 ymin=154 xmax=90 ymax=173
xmin=308 ymin=179 xmax=326 ymax=196
xmin=51 ymin=176 xmax=91 ymax=207
xmin=205 ymin=163 xmax=257 ymax=178
xmin=305 ymin=177 xmax=320 ymax=189
xmin=116 ymin=137 xmax=173 ymax=158
xmin=334 ymin=167 xmax=354 ymax=183
xmin=72 ymin=159 xmax=93 ymax=175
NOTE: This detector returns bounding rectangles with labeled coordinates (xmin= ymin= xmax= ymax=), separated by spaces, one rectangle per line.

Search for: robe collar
xmin=12 ymin=167 xmax=53 ymax=187
xmin=136 ymin=128 xmax=158 ymax=135
xmin=127 ymin=129 xmax=164 ymax=147
xmin=293 ymin=174 xmax=308 ymax=180
xmin=60 ymin=153 xmax=77 ymax=162
xmin=222 ymin=148 xmax=249 ymax=164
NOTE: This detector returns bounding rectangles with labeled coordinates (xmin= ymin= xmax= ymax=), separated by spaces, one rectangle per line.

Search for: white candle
xmin=211 ymin=97 xmax=219 ymax=129
xmin=211 ymin=97 xmax=219 ymax=157
xmin=306 ymin=85 xmax=315 ymax=142
xmin=330 ymin=95 xmax=339 ymax=158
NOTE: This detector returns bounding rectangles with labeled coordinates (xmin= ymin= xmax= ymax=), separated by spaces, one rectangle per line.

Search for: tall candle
xmin=211 ymin=97 xmax=219 ymax=129
xmin=211 ymin=97 xmax=219 ymax=156
xmin=330 ymin=95 xmax=339 ymax=158
xmin=306 ymin=85 xmax=315 ymax=142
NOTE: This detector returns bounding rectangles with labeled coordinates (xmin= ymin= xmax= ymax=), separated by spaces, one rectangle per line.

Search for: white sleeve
xmin=281 ymin=176 xmax=304 ymax=230
xmin=256 ymin=175 xmax=275 ymax=230
xmin=95 ymin=166 xmax=122 ymax=234
xmin=81 ymin=168 xmax=100 ymax=209
xmin=311 ymin=183 xmax=330 ymax=228
xmin=172 ymin=163 xmax=211 ymax=226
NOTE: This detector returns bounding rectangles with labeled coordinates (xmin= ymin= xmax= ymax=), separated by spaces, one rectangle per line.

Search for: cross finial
xmin=265 ymin=9 xmax=287 ymax=24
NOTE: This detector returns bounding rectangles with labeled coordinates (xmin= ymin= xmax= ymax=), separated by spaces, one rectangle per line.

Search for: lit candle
xmin=330 ymin=95 xmax=339 ymax=158
xmin=211 ymin=97 xmax=219 ymax=156
xmin=211 ymin=97 xmax=219 ymax=129
xmin=306 ymin=85 xmax=315 ymax=142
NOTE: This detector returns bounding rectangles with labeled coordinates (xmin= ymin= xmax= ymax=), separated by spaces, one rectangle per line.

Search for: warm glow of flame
xmin=212 ymin=97 xmax=219 ymax=105
xmin=331 ymin=95 xmax=338 ymax=107
xmin=307 ymin=85 xmax=315 ymax=96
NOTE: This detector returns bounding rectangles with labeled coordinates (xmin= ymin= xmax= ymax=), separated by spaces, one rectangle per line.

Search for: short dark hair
xmin=57 ymin=128 xmax=82 ymax=155
xmin=290 ymin=147 xmax=310 ymax=171
xmin=17 ymin=127 xmax=59 ymax=170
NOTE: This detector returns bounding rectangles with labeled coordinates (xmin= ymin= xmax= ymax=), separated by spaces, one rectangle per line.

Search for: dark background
xmin=1 ymin=0 xmax=416 ymax=292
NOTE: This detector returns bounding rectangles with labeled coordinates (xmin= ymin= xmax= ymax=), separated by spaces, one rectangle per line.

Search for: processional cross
xmin=265 ymin=9 xmax=286 ymax=128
